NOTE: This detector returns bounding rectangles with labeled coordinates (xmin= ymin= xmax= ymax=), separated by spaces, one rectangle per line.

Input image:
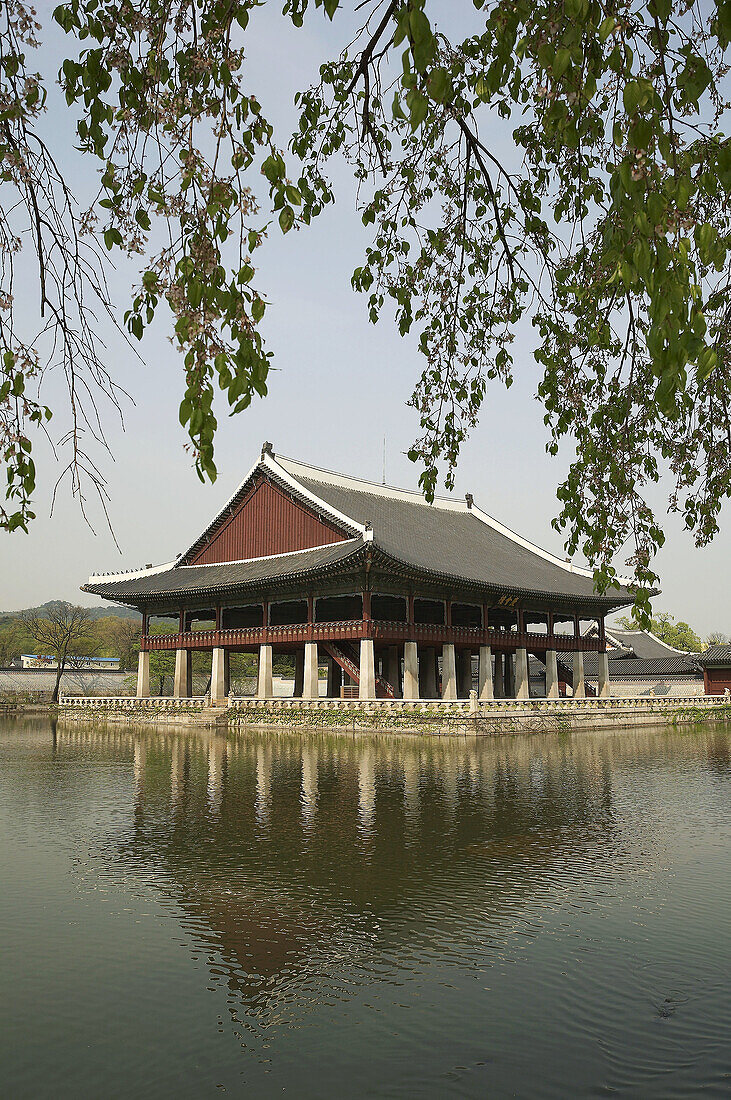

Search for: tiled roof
xmin=583 ymin=654 xmax=702 ymax=679
xmin=83 ymin=540 xmax=364 ymax=602
xmin=84 ymin=447 xmax=637 ymax=608
xmin=605 ymin=628 xmax=691 ymax=659
xmin=698 ymin=644 xmax=731 ymax=667
xmin=278 ymin=456 xmax=633 ymax=606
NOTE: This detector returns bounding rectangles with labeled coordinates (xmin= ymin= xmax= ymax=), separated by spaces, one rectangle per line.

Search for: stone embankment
xmin=58 ymin=693 xmax=731 ymax=734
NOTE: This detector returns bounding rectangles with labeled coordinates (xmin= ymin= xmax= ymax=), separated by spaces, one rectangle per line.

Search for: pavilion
xmin=83 ymin=443 xmax=634 ymax=704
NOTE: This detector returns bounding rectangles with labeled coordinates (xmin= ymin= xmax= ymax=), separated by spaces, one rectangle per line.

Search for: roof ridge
xmin=275 ymin=452 xmax=463 ymax=508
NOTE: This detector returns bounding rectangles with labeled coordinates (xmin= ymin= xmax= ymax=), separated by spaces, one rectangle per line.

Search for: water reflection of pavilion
xmin=54 ymin=723 xmax=729 ymax=1041
xmin=58 ymin=729 xmax=616 ymax=967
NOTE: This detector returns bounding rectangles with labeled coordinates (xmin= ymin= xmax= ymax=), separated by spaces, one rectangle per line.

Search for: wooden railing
xmin=141 ymin=620 xmax=602 ymax=652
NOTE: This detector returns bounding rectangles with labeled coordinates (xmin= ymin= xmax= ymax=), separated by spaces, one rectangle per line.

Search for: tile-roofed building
xmin=698 ymin=645 xmax=731 ymax=695
xmin=580 ymin=625 xmax=704 ymax=696
xmin=84 ymin=443 xmax=635 ymax=703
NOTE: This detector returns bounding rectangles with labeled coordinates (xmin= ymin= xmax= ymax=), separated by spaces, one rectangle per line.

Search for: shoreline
xmin=53 ymin=695 xmax=731 ymax=736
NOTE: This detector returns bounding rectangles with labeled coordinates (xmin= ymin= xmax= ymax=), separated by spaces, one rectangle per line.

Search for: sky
xmin=1 ymin=3 xmax=729 ymax=636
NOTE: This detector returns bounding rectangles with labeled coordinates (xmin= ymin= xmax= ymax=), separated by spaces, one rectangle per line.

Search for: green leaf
xmin=553 ymin=49 xmax=571 ymax=79
xmin=427 ymin=67 xmax=452 ymax=104
xmin=623 ymin=81 xmax=641 ymax=115
xmin=409 ymin=92 xmax=429 ymax=131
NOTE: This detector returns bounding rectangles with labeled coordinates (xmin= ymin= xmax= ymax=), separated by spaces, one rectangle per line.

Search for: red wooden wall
xmin=704 ymin=669 xmax=731 ymax=695
xmin=186 ymin=477 xmax=348 ymax=566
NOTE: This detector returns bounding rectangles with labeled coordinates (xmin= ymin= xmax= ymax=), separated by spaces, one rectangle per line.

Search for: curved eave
xmin=82 ymin=543 xmax=368 ymax=606
xmin=367 ymin=547 xmax=639 ymax=610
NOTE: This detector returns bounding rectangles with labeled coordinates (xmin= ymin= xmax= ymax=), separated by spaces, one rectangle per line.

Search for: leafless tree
xmin=20 ymin=602 xmax=95 ymax=702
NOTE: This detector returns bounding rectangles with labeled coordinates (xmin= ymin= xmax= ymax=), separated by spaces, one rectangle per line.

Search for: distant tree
xmin=706 ymin=631 xmax=729 ymax=646
xmin=0 ymin=618 xmax=32 ymax=665
xmin=103 ymin=616 xmax=142 ymax=671
xmin=20 ymin=603 xmax=95 ymax=702
xmin=147 ymin=648 xmax=175 ymax=697
xmin=616 ymin=611 xmax=703 ymax=652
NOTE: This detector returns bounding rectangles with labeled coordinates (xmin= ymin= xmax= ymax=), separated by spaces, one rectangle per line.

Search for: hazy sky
xmin=1 ymin=4 xmax=729 ymax=635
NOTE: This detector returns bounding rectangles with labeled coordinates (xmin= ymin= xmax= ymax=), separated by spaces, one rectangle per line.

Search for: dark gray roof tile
xmin=84 ymin=540 xmax=364 ymax=603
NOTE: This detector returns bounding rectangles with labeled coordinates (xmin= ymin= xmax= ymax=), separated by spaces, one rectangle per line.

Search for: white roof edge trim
xmin=610 ymin=628 xmax=690 ymax=655
xmin=177 ymin=454 xmax=264 ymax=562
xmin=174 ymin=450 xmax=367 ymax=565
xmin=276 ymin=454 xmax=468 ymax=510
xmin=87 ymin=560 xmax=177 ymax=585
xmin=263 ymin=453 xmax=369 ymax=535
xmin=469 ymin=505 xmax=595 ymax=579
xmin=471 ymin=506 xmax=633 ymax=587
xmin=176 ymin=537 xmax=363 ymax=569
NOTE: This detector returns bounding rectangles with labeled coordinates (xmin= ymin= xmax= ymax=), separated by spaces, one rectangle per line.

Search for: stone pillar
xmin=136 ymin=649 xmax=150 ymax=698
xmin=257 ymin=643 xmax=273 ymax=698
xmin=359 ymin=638 xmax=376 ymax=699
xmin=442 ymin=643 xmax=457 ymax=699
xmin=515 ymin=647 xmax=529 ymax=699
xmin=420 ymin=646 xmax=438 ymax=698
xmin=504 ymin=652 xmax=515 ymax=698
xmin=294 ymin=649 xmax=304 ymax=697
xmin=174 ymin=648 xmax=191 ymax=698
xmin=478 ymin=646 xmax=493 ymax=700
xmin=403 ymin=641 xmax=419 ymax=700
xmin=386 ymin=645 xmax=401 ymax=697
xmin=573 ymin=651 xmax=586 ymax=698
xmin=493 ymin=652 xmax=504 ymax=698
xmin=598 ymin=651 xmax=610 ymax=698
xmin=303 ymin=641 xmax=319 ymax=699
xmin=545 ymin=649 xmax=559 ymax=698
xmin=210 ymin=646 xmax=228 ymax=705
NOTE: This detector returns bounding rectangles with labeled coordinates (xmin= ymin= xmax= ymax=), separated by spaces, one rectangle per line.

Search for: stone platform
xmin=58 ymin=693 xmax=731 ymax=735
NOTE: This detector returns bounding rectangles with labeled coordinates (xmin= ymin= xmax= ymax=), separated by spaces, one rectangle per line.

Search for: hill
xmin=0 ymin=601 xmax=140 ymax=622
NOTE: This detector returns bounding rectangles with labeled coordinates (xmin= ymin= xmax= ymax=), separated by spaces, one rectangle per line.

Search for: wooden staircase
xmin=321 ymin=641 xmax=396 ymax=698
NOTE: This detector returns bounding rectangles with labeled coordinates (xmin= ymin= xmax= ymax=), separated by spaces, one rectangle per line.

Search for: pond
xmin=0 ymin=717 xmax=729 ymax=1097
